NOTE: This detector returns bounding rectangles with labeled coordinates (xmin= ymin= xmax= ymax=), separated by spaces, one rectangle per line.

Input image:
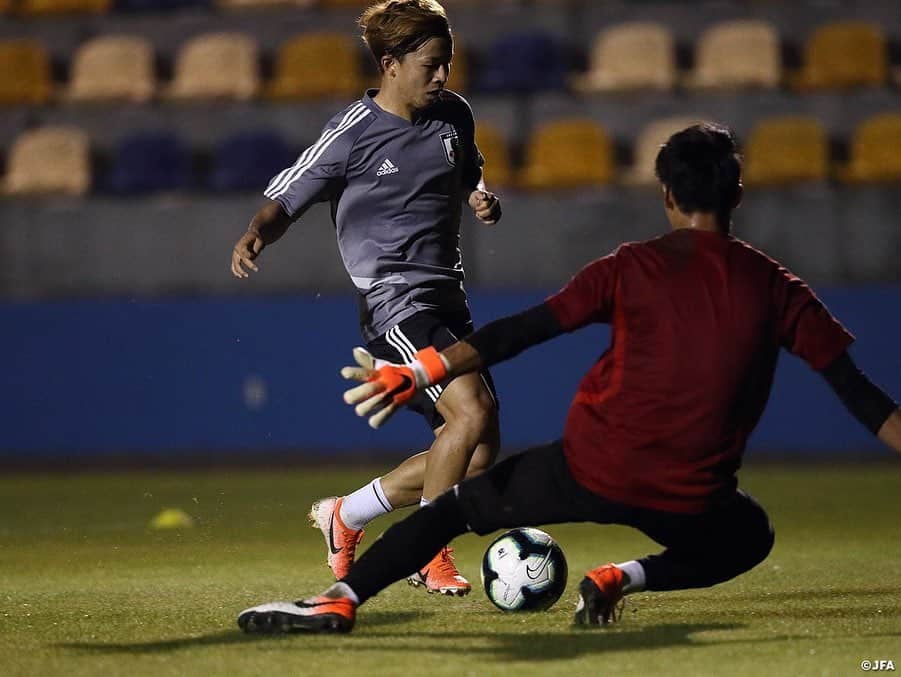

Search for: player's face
xmin=393 ymin=37 xmax=453 ymax=111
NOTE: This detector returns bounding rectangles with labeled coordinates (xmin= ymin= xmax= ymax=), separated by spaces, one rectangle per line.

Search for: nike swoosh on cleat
xmin=327 ymin=513 xmax=342 ymax=555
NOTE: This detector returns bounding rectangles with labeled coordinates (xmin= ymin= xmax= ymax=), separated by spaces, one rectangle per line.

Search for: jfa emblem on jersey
xmin=440 ymin=130 xmax=460 ymax=167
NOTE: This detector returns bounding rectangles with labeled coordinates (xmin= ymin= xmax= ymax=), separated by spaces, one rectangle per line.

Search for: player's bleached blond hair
xmin=359 ymin=0 xmax=452 ymax=73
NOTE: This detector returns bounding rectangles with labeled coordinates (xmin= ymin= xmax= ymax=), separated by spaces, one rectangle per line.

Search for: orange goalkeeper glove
xmin=341 ymin=346 xmax=448 ymax=429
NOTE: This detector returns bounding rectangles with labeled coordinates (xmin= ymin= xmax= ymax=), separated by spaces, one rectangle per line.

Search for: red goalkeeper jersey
xmin=545 ymin=229 xmax=854 ymax=513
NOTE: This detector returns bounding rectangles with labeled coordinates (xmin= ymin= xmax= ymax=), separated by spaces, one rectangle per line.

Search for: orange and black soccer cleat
xmin=309 ymin=496 xmax=364 ymax=580
xmin=574 ymin=563 xmax=625 ymax=626
xmin=238 ymin=595 xmax=356 ymax=634
xmin=406 ymin=546 xmax=471 ymax=596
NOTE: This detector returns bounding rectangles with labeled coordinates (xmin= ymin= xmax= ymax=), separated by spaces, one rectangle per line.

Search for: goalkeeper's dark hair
xmin=654 ymin=123 xmax=742 ymax=226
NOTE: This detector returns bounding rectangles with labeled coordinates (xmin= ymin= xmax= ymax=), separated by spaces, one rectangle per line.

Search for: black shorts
xmin=455 ymin=440 xmax=771 ymax=551
xmin=366 ymin=309 xmax=498 ymax=430
xmin=453 ymin=440 xmax=774 ymax=591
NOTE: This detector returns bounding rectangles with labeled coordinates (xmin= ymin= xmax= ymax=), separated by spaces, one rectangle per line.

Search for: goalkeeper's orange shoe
xmin=406 ymin=546 xmax=471 ymax=596
xmin=573 ymin=563 xmax=625 ymax=626
xmin=238 ymin=594 xmax=356 ymax=634
xmin=309 ymin=496 xmax=364 ymax=580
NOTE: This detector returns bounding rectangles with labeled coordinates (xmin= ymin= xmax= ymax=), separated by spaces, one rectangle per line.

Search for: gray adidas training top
xmin=264 ymin=89 xmax=484 ymax=341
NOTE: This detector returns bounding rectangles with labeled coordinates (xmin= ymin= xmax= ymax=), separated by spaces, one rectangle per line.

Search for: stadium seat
xmin=572 ymin=22 xmax=676 ymax=93
xmin=0 ymin=40 xmax=52 ymax=106
xmin=474 ymin=122 xmax=512 ymax=188
xmin=104 ymin=131 xmax=192 ymax=193
xmin=115 ymin=0 xmax=209 ymax=10
xmin=318 ymin=0 xmax=371 ymax=6
xmin=267 ymin=33 xmax=363 ymax=100
xmin=2 ymin=126 xmax=90 ymax=196
xmin=64 ymin=35 xmax=155 ymax=103
xmin=167 ymin=33 xmax=259 ymax=101
xmin=685 ymin=20 xmax=781 ymax=90
xmin=217 ymin=0 xmax=310 ymax=9
xmin=519 ymin=118 xmax=614 ymax=190
xmin=837 ymin=113 xmax=901 ymax=183
xmin=208 ymin=130 xmax=295 ymax=192
xmin=743 ymin=116 xmax=829 ymax=186
xmin=792 ymin=21 xmax=887 ymax=90
xmin=476 ymin=32 xmax=567 ymax=93
xmin=621 ymin=116 xmax=705 ymax=186
xmin=16 ymin=0 xmax=109 ymax=15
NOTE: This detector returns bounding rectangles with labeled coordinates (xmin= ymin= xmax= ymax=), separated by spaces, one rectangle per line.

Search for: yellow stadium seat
xmin=16 ymin=0 xmax=109 ymax=16
xmin=743 ymin=116 xmax=828 ymax=186
xmin=168 ymin=33 xmax=259 ymax=101
xmin=838 ymin=113 xmax=901 ymax=183
xmin=475 ymin=122 xmax=512 ymax=188
xmin=793 ymin=21 xmax=886 ymax=91
xmin=267 ymin=33 xmax=363 ymax=100
xmin=447 ymin=42 xmax=468 ymax=93
xmin=622 ymin=116 xmax=706 ymax=186
xmin=519 ymin=119 xmax=614 ymax=190
xmin=0 ymin=40 xmax=52 ymax=106
xmin=0 ymin=0 xmax=11 ymax=13
xmin=3 ymin=126 xmax=91 ymax=196
xmin=573 ymin=22 xmax=675 ymax=92
xmin=64 ymin=35 xmax=155 ymax=103
xmin=685 ymin=20 xmax=781 ymax=90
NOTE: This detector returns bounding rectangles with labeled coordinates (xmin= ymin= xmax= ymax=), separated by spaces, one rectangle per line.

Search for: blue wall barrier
xmin=3 ymin=288 xmax=900 ymax=459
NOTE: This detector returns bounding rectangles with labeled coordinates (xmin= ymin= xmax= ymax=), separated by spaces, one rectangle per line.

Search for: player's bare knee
xmin=441 ymin=387 xmax=496 ymax=436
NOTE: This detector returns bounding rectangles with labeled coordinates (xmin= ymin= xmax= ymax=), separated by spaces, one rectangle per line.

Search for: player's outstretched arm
xmin=820 ymin=351 xmax=901 ymax=454
xmin=342 ymin=303 xmax=563 ymax=428
xmin=230 ymin=200 xmax=292 ymax=278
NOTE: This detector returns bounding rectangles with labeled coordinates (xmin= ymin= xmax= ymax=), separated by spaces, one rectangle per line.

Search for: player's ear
xmin=662 ymin=185 xmax=675 ymax=210
xmin=380 ymin=55 xmax=396 ymax=76
xmin=733 ymin=182 xmax=744 ymax=210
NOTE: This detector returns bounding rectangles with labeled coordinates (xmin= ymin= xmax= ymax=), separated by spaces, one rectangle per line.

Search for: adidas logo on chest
xmin=376 ymin=158 xmax=399 ymax=176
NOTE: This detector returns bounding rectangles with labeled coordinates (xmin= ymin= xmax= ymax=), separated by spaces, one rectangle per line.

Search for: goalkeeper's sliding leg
xmin=309 ymin=369 xmax=499 ymax=594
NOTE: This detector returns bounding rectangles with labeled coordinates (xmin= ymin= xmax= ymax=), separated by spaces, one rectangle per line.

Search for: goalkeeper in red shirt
xmin=238 ymin=123 xmax=901 ymax=634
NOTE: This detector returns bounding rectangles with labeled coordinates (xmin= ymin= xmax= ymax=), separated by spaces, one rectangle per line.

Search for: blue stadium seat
xmin=475 ymin=32 xmax=567 ymax=93
xmin=208 ymin=131 xmax=295 ymax=192
xmin=104 ymin=131 xmax=192 ymax=194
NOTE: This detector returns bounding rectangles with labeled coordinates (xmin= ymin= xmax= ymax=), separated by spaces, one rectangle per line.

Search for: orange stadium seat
xmin=793 ymin=21 xmax=887 ymax=91
xmin=573 ymin=22 xmax=676 ymax=92
xmin=64 ymin=35 xmax=155 ymax=103
xmin=2 ymin=126 xmax=91 ymax=196
xmin=685 ymin=20 xmax=781 ymax=90
xmin=622 ymin=116 xmax=706 ymax=186
xmin=16 ymin=0 xmax=109 ymax=16
xmin=519 ymin=118 xmax=614 ymax=190
xmin=0 ymin=40 xmax=52 ymax=105
xmin=474 ymin=122 xmax=512 ymax=188
xmin=267 ymin=33 xmax=363 ymax=100
xmin=743 ymin=116 xmax=829 ymax=186
xmin=838 ymin=113 xmax=901 ymax=183
xmin=168 ymin=33 xmax=259 ymax=101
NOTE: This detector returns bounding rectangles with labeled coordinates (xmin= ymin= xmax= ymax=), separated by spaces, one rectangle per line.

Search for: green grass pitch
xmin=1 ymin=461 xmax=899 ymax=676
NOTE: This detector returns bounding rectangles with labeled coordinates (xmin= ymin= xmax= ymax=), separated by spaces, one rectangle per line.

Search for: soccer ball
xmin=480 ymin=527 xmax=568 ymax=612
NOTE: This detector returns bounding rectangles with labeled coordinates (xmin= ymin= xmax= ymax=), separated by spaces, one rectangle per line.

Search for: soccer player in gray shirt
xmin=230 ymin=0 xmax=502 ymax=595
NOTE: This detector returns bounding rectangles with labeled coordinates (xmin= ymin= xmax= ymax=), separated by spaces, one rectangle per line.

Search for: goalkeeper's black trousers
xmin=342 ymin=440 xmax=774 ymax=604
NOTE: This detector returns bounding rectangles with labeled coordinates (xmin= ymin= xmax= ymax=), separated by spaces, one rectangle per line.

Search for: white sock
xmin=419 ymin=497 xmax=430 ymax=507
xmin=339 ymin=477 xmax=393 ymax=530
xmin=322 ymin=582 xmax=360 ymax=605
xmin=616 ymin=560 xmax=646 ymax=594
